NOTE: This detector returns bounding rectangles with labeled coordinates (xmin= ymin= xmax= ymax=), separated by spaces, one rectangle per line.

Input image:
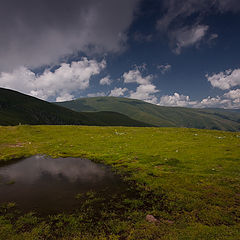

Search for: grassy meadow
xmin=0 ymin=125 xmax=240 ymax=239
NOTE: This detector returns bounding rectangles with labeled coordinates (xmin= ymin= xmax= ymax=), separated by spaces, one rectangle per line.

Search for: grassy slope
xmin=56 ymin=96 xmax=240 ymax=131
xmin=0 ymin=88 xmax=150 ymax=127
xmin=0 ymin=125 xmax=239 ymax=239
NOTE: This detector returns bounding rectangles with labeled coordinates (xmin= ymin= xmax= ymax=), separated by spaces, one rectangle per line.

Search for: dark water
xmin=0 ymin=155 xmax=129 ymax=215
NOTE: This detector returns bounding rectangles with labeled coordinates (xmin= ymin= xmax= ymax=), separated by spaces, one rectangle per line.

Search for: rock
xmin=146 ymin=215 xmax=175 ymax=225
xmin=146 ymin=214 xmax=158 ymax=223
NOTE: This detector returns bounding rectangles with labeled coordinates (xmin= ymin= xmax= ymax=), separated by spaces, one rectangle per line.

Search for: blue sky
xmin=0 ymin=0 xmax=239 ymax=108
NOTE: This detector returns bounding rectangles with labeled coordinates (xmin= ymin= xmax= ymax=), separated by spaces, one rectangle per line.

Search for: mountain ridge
xmin=0 ymin=88 xmax=151 ymax=127
xmin=56 ymin=96 xmax=240 ymax=131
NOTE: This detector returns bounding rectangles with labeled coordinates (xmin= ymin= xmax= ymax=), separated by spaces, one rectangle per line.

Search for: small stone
xmin=146 ymin=214 xmax=158 ymax=223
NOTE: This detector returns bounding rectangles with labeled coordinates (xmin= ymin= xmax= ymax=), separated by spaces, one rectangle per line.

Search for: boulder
xmin=146 ymin=214 xmax=158 ymax=223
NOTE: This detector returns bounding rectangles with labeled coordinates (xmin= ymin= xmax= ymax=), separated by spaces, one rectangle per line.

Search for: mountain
xmin=0 ymin=88 xmax=150 ymax=127
xmin=56 ymin=96 xmax=240 ymax=131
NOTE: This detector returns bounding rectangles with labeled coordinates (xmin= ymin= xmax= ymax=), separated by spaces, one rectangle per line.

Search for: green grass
xmin=56 ymin=96 xmax=240 ymax=131
xmin=0 ymin=125 xmax=240 ymax=239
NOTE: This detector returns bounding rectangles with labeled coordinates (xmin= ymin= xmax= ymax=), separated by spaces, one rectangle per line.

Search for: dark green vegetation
xmin=56 ymin=96 xmax=240 ymax=131
xmin=0 ymin=125 xmax=240 ymax=239
xmin=0 ymin=88 xmax=150 ymax=127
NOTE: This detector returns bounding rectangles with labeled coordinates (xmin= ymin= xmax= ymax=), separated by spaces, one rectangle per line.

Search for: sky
xmin=0 ymin=0 xmax=240 ymax=108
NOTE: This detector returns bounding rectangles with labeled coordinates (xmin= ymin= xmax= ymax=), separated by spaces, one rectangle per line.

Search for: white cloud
xmin=0 ymin=57 xmax=106 ymax=101
xmin=129 ymin=84 xmax=159 ymax=104
xmin=56 ymin=93 xmax=75 ymax=102
xmin=224 ymin=88 xmax=240 ymax=99
xmin=123 ymin=66 xmax=159 ymax=103
xmin=99 ymin=76 xmax=112 ymax=85
xmin=157 ymin=64 xmax=172 ymax=74
xmin=109 ymin=87 xmax=128 ymax=97
xmin=171 ymin=25 xmax=209 ymax=54
xmin=159 ymin=93 xmax=197 ymax=107
xmin=123 ymin=69 xmax=153 ymax=85
xmin=159 ymin=91 xmax=240 ymax=109
xmin=206 ymin=68 xmax=240 ymax=90
xmin=223 ymin=89 xmax=240 ymax=107
xmin=87 ymin=92 xmax=106 ymax=97
xmin=197 ymin=96 xmax=231 ymax=108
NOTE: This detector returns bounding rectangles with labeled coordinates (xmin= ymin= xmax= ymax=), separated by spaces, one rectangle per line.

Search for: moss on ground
xmin=0 ymin=125 xmax=240 ymax=239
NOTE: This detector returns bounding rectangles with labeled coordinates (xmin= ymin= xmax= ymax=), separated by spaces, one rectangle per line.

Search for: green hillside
xmin=0 ymin=88 xmax=150 ymax=127
xmin=56 ymin=96 xmax=240 ymax=131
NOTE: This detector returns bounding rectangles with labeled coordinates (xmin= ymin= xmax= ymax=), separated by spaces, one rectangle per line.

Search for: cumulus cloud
xmin=157 ymin=64 xmax=172 ymax=74
xmin=123 ymin=66 xmax=159 ymax=103
xmin=206 ymin=68 xmax=240 ymax=90
xmin=0 ymin=57 xmax=106 ymax=101
xmin=129 ymin=84 xmax=159 ymax=104
xmin=56 ymin=93 xmax=75 ymax=102
xmin=0 ymin=0 xmax=140 ymax=72
xmin=159 ymin=91 xmax=240 ymax=109
xmin=123 ymin=68 xmax=153 ymax=85
xmin=170 ymin=25 xmax=209 ymax=54
xmin=100 ymin=76 xmax=112 ymax=85
xmin=159 ymin=93 xmax=197 ymax=107
xmin=223 ymin=89 xmax=240 ymax=107
xmin=109 ymin=87 xmax=128 ymax=97
xmin=224 ymin=88 xmax=240 ymax=99
xmin=197 ymin=96 xmax=231 ymax=108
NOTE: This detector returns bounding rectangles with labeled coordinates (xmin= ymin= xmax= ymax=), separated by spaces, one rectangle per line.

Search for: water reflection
xmin=0 ymin=155 xmax=128 ymax=214
xmin=0 ymin=155 xmax=107 ymax=183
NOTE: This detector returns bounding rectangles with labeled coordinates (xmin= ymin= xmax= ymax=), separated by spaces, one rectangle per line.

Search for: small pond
xmin=0 ymin=155 xmax=131 ymax=215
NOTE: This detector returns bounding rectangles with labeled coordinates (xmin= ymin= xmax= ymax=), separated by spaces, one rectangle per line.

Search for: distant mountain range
xmin=0 ymin=88 xmax=150 ymax=127
xmin=1 ymin=87 xmax=239 ymax=131
xmin=56 ymin=96 xmax=240 ymax=131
